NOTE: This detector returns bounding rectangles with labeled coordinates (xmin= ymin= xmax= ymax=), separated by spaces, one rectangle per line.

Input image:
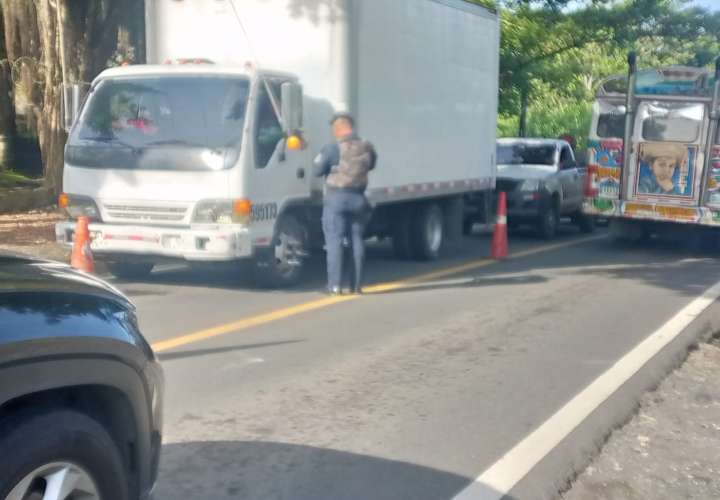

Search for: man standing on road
xmin=314 ymin=113 xmax=377 ymax=295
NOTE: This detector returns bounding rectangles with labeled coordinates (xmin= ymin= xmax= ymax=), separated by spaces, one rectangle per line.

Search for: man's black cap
xmin=330 ymin=112 xmax=355 ymax=126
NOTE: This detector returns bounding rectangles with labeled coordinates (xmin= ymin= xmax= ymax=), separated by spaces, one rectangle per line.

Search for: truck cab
xmin=57 ymin=63 xmax=312 ymax=285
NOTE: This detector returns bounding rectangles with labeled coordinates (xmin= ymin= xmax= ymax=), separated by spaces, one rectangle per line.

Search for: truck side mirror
xmin=62 ymin=83 xmax=89 ymax=132
xmin=281 ymin=82 xmax=303 ymax=132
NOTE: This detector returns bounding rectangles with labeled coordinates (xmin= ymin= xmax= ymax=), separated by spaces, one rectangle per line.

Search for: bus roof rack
xmin=597 ymin=65 xmax=713 ymax=98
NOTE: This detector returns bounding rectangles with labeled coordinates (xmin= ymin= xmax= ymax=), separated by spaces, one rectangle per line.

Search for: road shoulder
xmin=562 ymin=338 xmax=720 ymax=500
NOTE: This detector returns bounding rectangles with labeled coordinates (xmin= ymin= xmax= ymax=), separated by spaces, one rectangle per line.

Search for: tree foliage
xmin=0 ymin=0 xmax=143 ymax=191
xmin=0 ymin=0 xmax=718 ymax=183
xmin=498 ymin=0 xmax=720 ymax=142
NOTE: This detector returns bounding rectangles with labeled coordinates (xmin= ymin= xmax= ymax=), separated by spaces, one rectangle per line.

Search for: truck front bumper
xmin=56 ymin=221 xmax=253 ymax=262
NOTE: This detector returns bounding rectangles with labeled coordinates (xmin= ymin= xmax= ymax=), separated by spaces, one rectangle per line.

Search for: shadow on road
xmin=372 ymin=273 xmax=549 ymax=295
xmin=156 ymin=440 xmax=512 ymax=500
xmin=117 ymin=225 xmax=720 ymax=300
xmin=158 ymin=340 xmax=304 ymax=362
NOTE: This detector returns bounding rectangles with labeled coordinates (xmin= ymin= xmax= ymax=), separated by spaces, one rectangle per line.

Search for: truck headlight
xmin=59 ymin=193 xmax=101 ymax=220
xmin=519 ymin=179 xmax=541 ymax=192
xmin=192 ymin=199 xmax=252 ymax=225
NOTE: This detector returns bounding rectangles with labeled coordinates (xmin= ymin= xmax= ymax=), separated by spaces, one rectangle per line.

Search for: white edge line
xmin=452 ymin=279 xmax=720 ymax=500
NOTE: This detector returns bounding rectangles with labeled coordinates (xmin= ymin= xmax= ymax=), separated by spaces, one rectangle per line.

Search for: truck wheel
xmin=0 ymin=409 xmax=130 ymax=500
xmin=609 ymin=219 xmax=646 ymax=244
xmin=392 ymin=210 xmax=413 ymax=260
xmin=576 ymin=211 xmax=596 ymax=234
xmin=253 ymin=215 xmax=308 ymax=288
xmin=412 ymin=203 xmax=444 ymax=260
xmin=463 ymin=218 xmax=475 ymax=236
xmin=537 ymin=203 xmax=559 ymax=239
xmin=107 ymin=262 xmax=154 ymax=280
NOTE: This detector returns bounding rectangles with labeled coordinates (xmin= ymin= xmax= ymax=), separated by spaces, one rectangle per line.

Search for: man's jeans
xmin=322 ymin=190 xmax=370 ymax=291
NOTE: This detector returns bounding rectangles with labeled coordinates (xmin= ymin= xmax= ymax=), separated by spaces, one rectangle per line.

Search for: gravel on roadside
xmin=561 ymin=338 xmax=720 ymax=500
xmin=0 ymin=209 xmax=69 ymax=261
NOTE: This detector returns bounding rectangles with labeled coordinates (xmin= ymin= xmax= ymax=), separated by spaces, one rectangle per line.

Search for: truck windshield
xmin=67 ymin=76 xmax=250 ymax=171
xmin=497 ymin=144 xmax=556 ymax=166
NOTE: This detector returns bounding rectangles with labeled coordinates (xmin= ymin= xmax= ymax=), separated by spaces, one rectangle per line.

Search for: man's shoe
xmin=326 ymin=287 xmax=342 ymax=296
xmin=350 ymin=287 xmax=363 ymax=295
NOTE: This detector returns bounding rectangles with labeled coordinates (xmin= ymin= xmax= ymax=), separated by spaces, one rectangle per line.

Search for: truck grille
xmin=103 ymin=203 xmax=189 ymax=224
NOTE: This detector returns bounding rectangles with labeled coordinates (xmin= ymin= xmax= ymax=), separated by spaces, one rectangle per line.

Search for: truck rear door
xmin=626 ymin=100 xmax=708 ymax=206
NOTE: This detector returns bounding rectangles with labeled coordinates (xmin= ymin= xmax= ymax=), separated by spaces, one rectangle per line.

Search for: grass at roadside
xmin=0 ymin=170 xmax=42 ymax=190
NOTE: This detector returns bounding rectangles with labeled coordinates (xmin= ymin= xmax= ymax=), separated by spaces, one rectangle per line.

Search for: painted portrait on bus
xmin=636 ymin=142 xmax=695 ymax=197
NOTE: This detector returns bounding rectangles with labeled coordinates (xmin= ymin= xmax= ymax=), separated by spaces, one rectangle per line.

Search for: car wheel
xmin=107 ymin=262 xmax=154 ymax=281
xmin=0 ymin=410 xmax=130 ymax=500
xmin=253 ymin=215 xmax=308 ymax=288
xmin=537 ymin=203 xmax=559 ymax=239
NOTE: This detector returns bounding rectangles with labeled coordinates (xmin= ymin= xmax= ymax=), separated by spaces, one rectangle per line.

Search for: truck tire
xmin=107 ymin=262 xmax=154 ymax=280
xmin=537 ymin=201 xmax=559 ymax=239
xmin=411 ymin=203 xmax=444 ymax=260
xmin=392 ymin=210 xmax=414 ymax=260
xmin=575 ymin=211 xmax=596 ymax=234
xmin=609 ymin=219 xmax=646 ymax=243
xmin=253 ymin=214 xmax=308 ymax=288
xmin=463 ymin=218 xmax=475 ymax=236
xmin=0 ymin=409 xmax=130 ymax=500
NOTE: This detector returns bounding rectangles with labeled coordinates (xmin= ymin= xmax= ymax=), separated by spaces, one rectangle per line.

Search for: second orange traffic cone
xmin=71 ymin=216 xmax=95 ymax=273
xmin=491 ymin=191 xmax=508 ymax=260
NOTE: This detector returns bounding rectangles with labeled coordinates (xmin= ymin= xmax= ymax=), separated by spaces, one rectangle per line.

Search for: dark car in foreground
xmin=0 ymin=253 xmax=163 ymax=500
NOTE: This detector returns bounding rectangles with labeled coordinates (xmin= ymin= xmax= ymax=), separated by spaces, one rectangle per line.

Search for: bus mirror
xmin=281 ymin=82 xmax=303 ymax=132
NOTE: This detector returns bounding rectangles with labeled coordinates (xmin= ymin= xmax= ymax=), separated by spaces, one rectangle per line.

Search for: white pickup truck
xmin=57 ymin=0 xmax=500 ymax=286
xmin=496 ymin=138 xmax=594 ymax=238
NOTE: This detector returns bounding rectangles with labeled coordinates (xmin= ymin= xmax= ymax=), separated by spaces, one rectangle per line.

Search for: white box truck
xmin=57 ymin=0 xmax=500 ymax=286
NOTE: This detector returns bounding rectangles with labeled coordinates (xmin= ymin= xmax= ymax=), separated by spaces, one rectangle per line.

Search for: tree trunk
xmin=518 ymin=84 xmax=530 ymax=138
xmin=0 ymin=0 xmax=146 ymax=189
xmin=33 ymin=0 xmax=65 ymax=195
xmin=0 ymin=4 xmax=16 ymax=171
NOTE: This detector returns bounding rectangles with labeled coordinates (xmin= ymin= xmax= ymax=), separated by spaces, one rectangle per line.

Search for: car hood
xmin=497 ymin=164 xmax=557 ymax=181
xmin=0 ymin=252 xmax=132 ymax=308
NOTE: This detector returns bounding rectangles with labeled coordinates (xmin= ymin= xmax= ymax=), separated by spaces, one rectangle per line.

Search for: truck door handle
xmin=297 ymin=168 xmax=305 ymax=179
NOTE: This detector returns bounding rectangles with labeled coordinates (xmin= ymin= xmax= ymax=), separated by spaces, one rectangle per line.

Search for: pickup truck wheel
xmin=412 ymin=203 xmax=444 ymax=260
xmin=537 ymin=203 xmax=559 ymax=239
xmin=0 ymin=410 xmax=129 ymax=500
xmin=253 ymin=215 xmax=307 ymax=288
xmin=107 ymin=262 xmax=154 ymax=280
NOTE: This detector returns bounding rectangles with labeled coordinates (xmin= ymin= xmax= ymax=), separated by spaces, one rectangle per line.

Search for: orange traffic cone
xmin=491 ymin=192 xmax=509 ymax=260
xmin=71 ymin=216 xmax=95 ymax=273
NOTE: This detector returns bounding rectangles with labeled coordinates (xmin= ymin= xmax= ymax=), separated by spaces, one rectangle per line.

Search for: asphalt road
xmin=110 ymin=224 xmax=720 ymax=500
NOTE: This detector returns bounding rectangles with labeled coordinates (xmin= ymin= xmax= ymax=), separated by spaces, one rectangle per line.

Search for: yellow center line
xmin=151 ymin=234 xmax=605 ymax=353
